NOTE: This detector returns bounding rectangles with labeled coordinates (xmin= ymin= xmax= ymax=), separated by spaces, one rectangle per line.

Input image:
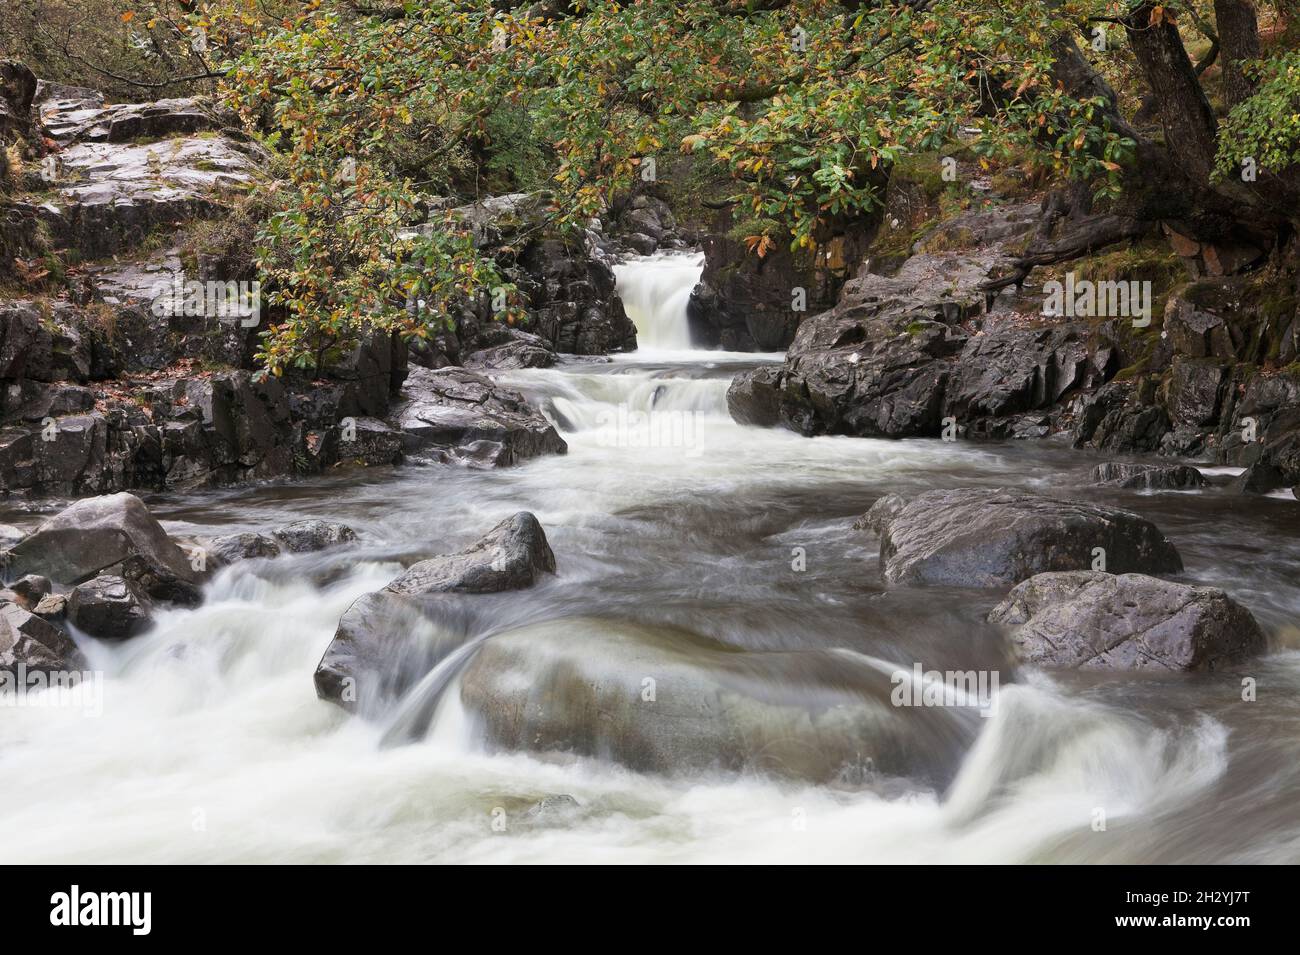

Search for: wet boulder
xmin=1090 ymin=462 xmax=1207 ymax=490
xmin=271 ymin=520 xmax=357 ymax=554
xmin=67 ymin=575 xmax=153 ymax=640
xmin=857 ymin=488 xmax=1183 ymax=588
xmin=314 ymin=512 xmax=556 ymax=712
xmin=390 ymin=367 xmax=567 ymax=467
xmin=725 ymin=364 xmax=784 ymax=428
xmin=989 ymin=571 xmax=1265 ymax=671
xmin=6 ymin=492 xmax=201 ymax=603
xmin=0 ymin=601 xmax=85 ymax=675
xmin=387 ymin=512 xmax=555 ymax=596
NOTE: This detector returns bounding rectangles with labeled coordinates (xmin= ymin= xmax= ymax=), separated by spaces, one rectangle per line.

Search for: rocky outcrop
xmin=314 ymin=512 xmax=556 ymax=712
xmin=457 ymin=617 xmax=972 ymax=785
xmin=989 ymin=571 xmax=1265 ymax=670
xmin=390 ymin=366 xmax=567 ymax=468
xmin=5 ymin=492 xmax=201 ymax=603
xmin=407 ymin=193 xmax=636 ymax=367
xmin=607 ymin=192 xmax=686 ymax=256
xmin=66 ymin=574 xmax=152 ymax=640
xmin=1 ymin=79 xmax=626 ymax=498
xmin=857 ymin=488 xmax=1183 ymax=588
xmin=1090 ymin=462 xmax=1206 ymax=489
xmin=1069 ymin=276 xmax=1300 ymax=494
xmin=725 ymin=202 xmax=1122 ymax=437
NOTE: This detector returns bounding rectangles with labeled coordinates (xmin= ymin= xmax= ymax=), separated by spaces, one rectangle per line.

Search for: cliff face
xmin=686 ymin=201 xmax=882 ymax=352
xmin=0 ymin=71 xmax=627 ymax=499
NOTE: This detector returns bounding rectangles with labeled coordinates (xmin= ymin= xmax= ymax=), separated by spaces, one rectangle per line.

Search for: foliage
xmin=133 ymin=0 xmax=1288 ymax=372
xmin=1215 ymin=49 xmax=1300 ymax=181
xmin=0 ymin=0 xmax=226 ymax=99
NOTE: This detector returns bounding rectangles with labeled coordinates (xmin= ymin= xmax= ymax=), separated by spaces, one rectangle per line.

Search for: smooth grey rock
xmin=458 ymin=617 xmax=973 ymax=786
xmin=857 ymin=488 xmax=1183 ymax=588
xmin=387 ymin=512 xmax=555 ymax=596
xmin=989 ymin=571 xmax=1265 ymax=670
xmin=462 ymin=329 xmax=556 ymax=371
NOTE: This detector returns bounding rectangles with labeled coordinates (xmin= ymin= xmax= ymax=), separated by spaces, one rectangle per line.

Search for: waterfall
xmin=613 ymin=252 xmax=705 ymax=351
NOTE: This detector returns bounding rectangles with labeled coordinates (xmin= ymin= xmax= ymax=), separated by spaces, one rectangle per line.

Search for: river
xmin=2 ymin=253 xmax=1299 ymax=863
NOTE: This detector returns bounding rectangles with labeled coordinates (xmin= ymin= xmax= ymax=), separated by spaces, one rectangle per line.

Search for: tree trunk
xmin=1213 ymin=0 xmax=1262 ymax=107
xmin=1122 ymin=3 xmax=1220 ymax=186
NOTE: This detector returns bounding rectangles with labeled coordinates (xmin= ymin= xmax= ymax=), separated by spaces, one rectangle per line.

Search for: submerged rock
xmin=314 ymin=512 xmax=556 ymax=712
xmin=271 ymin=520 xmax=357 ymax=554
xmin=67 ymin=575 xmax=153 ymax=640
xmin=989 ymin=571 xmax=1265 ymax=670
xmin=7 ymin=492 xmax=201 ymax=603
xmin=202 ymin=532 xmax=282 ymax=565
xmin=458 ymin=617 xmax=974 ymax=786
xmin=857 ymin=488 xmax=1183 ymax=588
xmin=1090 ymin=462 xmax=1206 ymax=490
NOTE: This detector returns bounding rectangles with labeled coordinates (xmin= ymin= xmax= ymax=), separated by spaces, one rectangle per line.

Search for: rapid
xmin=2 ymin=252 xmax=1299 ymax=864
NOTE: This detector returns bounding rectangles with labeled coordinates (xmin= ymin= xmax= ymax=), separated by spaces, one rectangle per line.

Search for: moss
xmin=1072 ymin=240 xmax=1186 ymax=321
xmin=922 ymin=225 xmax=977 ymax=253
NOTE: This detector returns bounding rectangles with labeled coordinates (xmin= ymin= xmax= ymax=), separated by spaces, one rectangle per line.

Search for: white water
xmin=612 ymin=252 xmax=704 ymax=351
xmin=2 ymin=256 xmax=1298 ymax=863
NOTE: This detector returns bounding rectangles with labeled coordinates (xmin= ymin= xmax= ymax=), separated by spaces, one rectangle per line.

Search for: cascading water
xmin=612 ymin=252 xmax=705 ymax=351
xmin=3 ymin=343 xmax=1300 ymax=863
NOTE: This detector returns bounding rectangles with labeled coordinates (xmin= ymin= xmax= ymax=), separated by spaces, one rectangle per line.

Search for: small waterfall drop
xmin=613 ymin=252 xmax=705 ymax=351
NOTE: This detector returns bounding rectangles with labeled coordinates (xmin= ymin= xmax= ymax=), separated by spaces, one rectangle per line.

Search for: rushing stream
xmin=3 ymin=252 xmax=1300 ymax=863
